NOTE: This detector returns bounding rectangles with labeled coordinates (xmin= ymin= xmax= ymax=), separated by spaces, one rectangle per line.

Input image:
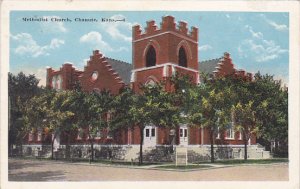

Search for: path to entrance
xmin=8 ymin=158 xmax=288 ymax=181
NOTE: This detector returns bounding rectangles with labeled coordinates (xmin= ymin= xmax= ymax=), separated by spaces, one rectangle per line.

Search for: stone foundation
xmin=20 ymin=144 xmax=271 ymax=162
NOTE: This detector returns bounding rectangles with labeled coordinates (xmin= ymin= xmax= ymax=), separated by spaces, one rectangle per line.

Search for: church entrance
xmin=144 ymin=126 xmax=157 ymax=146
xmin=179 ymin=125 xmax=188 ymax=146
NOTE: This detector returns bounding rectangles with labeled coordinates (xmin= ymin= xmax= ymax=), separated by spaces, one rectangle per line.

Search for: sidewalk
xmin=10 ymin=157 xmax=288 ymax=171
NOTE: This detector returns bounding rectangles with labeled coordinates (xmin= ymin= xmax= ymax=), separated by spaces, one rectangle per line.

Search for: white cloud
xmin=245 ymin=25 xmax=263 ymax=39
xmin=40 ymin=16 xmax=67 ymax=33
xmin=260 ymin=14 xmax=288 ymax=32
xmin=240 ymin=24 xmax=288 ymax=62
xmin=99 ymin=14 xmax=135 ymax=42
xmin=239 ymin=39 xmax=288 ymax=62
xmin=267 ymin=20 xmax=288 ymax=31
xmin=79 ymin=31 xmax=113 ymax=51
xmin=49 ymin=38 xmax=65 ymax=49
xmin=71 ymin=58 xmax=90 ymax=71
xmin=79 ymin=31 xmax=129 ymax=53
xmin=11 ymin=33 xmax=64 ymax=57
xmin=198 ymin=44 xmax=212 ymax=51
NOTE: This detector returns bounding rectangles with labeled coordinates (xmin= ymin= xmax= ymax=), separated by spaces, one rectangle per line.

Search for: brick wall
xmin=46 ymin=63 xmax=82 ymax=90
xmin=79 ymin=50 xmax=125 ymax=95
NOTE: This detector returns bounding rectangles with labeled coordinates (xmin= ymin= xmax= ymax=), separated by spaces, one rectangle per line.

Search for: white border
xmin=1 ymin=1 xmax=299 ymax=189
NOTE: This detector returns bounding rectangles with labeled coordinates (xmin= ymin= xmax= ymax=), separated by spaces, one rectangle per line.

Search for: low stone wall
xmin=19 ymin=144 xmax=270 ymax=162
xmin=187 ymin=145 xmax=271 ymax=162
xmin=22 ymin=145 xmax=52 ymax=158
xmin=21 ymin=144 xmax=135 ymax=160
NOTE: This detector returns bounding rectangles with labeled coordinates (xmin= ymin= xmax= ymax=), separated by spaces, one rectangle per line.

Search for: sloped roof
xmin=199 ymin=58 xmax=221 ymax=74
xmin=106 ymin=58 xmax=133 ymax=84
xmin=103 ymin=57 xmax=223 ymax=84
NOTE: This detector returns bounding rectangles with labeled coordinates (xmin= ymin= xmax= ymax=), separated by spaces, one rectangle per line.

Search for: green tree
xmin=228 ymin=72 xmax=288 ymax=159
xmin=8 ymin=72 xmax=41 ymax=155
xmin=50 ymin=90 xmax=78 ymax=159
xmin=187 ymin=77 xmax=232 ymax=163
xmin=231 ymin=101 xmax=261 ymax=160
xmin=75 ymin=90 xmax=113 ymax=161
xmin=111 ymin=86 xmax=148 ymax=165
xmin=23 ymin=89 xmax=60 ymax=159
xmin=112 ymin=83 xmax=181 ymax=165
xmin=252 ymin=73 xmax=288 ymax=156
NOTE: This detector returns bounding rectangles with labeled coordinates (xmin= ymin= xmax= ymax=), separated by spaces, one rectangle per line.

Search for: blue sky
xmin=10 ymin=11 xmax=289 ymax=86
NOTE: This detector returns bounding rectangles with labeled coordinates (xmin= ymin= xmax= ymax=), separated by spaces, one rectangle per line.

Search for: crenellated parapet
xmin=133 ymin=15 xmax=198 ymax=42
xmin=46 ymin=61 xmax=82 ymax=90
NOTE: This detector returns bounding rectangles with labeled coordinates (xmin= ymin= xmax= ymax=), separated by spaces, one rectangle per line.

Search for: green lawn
xmin=11 ymin=156 xmax=163 ymax=166
xmin=155 ymin=164 xmax=213 ymax=170
xmin=199 ymin=158 xmax=289 ymax=165
xmin=11 ymin=156 xmax=288 ymax=167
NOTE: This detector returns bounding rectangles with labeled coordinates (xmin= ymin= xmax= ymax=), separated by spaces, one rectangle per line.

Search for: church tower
xmin=130 ymin=15 xmax=199 ymax=91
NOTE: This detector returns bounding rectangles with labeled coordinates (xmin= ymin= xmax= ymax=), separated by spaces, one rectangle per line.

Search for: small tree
xmin=187 ymin=77 xmax=232 ymax=163
xmin=75 ymin=90 xmax=113 ymax=161
xmin=111 ymin=87 xmax=148 ymax=165
xmin=50 ymin=90 xmax=78 ymax=159
xmin=112 ymin=83 xmax=180 ymax=165
xmin=231 ymin=101 xmax=260 ymax=160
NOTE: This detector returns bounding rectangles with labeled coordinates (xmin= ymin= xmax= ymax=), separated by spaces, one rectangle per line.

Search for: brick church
xmin=26 ymin=16 xmax=269 ymax=160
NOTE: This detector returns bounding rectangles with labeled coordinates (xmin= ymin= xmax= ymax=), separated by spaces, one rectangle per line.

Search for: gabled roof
xmin=198 ymin=58 xmax=222 ymax=75
xmin=106 ymin=58 xmax=133 ymax=85
xmin=104 ymin=57 xmax=222 ymax=84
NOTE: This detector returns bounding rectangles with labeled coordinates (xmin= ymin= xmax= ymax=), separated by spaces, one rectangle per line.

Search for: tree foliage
xmin=8 ymin=72 xmax=41 ymax=155
xmin=17 ymin=69 xmax=288 ymax=161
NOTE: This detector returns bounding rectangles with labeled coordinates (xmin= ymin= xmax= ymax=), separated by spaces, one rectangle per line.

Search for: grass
xmin=198 ymin=158 xmax=289 ymax=165
xmin=155 ymin=164 xmax=213 ymax=170
xmin=10 ymin=156 xmax=288 ymax=167
xmin=10 ymin=156 xmax=163 ymax=166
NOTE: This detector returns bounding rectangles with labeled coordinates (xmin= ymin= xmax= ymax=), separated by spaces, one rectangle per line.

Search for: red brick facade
xmin=78 ymin=50 xmax=125 ymax=95
xmin=213 ymin=52 xmax=253 ymax=80
xmin=46 ymin=63 xmax=83 ymax=90
xmin=31 ymin=15 xmax=256 ymax=147
xmin=131 ymin=16 xmax=199 ymax=92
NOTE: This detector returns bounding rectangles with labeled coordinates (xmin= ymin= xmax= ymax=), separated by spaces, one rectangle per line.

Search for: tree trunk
xmin=51 ymin=138 xmax=54 ymax=160
xmin=139 ymin=126 xmax=144 ymax=165
xmin=210 ymin=129 xmax=215 ymax=163
xmin=90 ymin=136 xmax=94 ymax=162
xmin=51 ymin=133 xmax=56 ymax=160
xmin=66 ymin=134 xmax=71 ymax=159
xmin=274 ymin=139 xmax=278 ymax=154
xmin=244 ymin=138 xmax=248 ymax=160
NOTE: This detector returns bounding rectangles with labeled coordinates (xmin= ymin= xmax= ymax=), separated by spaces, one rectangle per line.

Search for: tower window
xmin=178 ymin=47 xmax=187 ymax=67
xmin=146 ymin=45 xmax=156 ymax=67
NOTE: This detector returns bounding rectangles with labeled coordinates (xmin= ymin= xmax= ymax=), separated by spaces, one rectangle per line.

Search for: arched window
xmin=178 ymin=47 xmax=187 ymax=67
xmin=56 ymin=75 xmax=62 ymax=90
xmin=51 ymin=76 xmax=56 ymax=88
xmin=145 ymin=79 xmax=156 ymax=86
xmin=146 ymin=45 xmax=156 ymax=67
